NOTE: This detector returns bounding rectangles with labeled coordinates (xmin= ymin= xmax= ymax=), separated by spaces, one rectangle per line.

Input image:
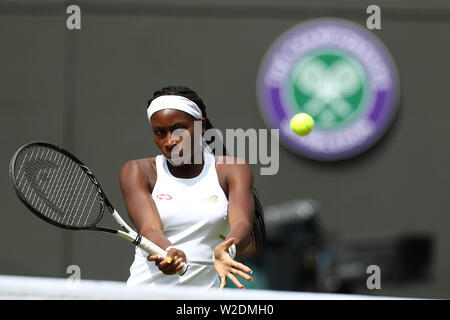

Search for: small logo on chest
xmin=202 ymin=195 xmax=218 ymax=203
xmin=157 ymin=193 xmax=172 ymax=200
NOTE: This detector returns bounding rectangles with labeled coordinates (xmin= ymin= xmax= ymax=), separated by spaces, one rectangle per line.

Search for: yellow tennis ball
xmin=290 ymin=113 xmax=314 ymax=136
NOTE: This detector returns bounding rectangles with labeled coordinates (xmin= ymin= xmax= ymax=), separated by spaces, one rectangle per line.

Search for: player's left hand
xmin=213 ymin=238 xmax=253 ymax=289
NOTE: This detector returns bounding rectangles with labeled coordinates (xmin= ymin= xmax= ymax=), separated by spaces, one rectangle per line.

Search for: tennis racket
xmin=9 ymin=141 xmax=188 ymax=276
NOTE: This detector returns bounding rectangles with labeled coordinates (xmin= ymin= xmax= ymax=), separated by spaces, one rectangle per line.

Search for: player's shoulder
xmin=121 ymin=157 xmax=156 ymax=171
xmin=214 ymin=155 xmax=248 ymax=165
xmin=214 ymin=155 xmax=252 ymax=178
xmin=120 ymin=157 xmax=157 ymax=184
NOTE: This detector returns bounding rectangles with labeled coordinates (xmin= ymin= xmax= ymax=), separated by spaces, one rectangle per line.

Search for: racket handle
xmin=138 ymin=236 xmax=188 ymax=276
xmin=179 ymin=263 xmax=188 ymax=276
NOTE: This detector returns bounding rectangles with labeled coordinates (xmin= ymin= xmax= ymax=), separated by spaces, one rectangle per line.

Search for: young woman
xmin=120 ymin=86 xmax=265 ymax=289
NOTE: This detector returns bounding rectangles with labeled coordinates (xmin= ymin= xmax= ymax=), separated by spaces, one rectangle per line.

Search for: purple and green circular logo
xmin=257 ymin=18 xmax=400 ymax=161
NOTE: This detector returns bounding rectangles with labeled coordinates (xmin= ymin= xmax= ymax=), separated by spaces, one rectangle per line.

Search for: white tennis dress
xmin=126 ymin=150 xmax=229 ymax=288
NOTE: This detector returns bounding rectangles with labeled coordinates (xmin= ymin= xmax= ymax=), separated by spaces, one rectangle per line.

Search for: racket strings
xmin=13 ymin=145 xmax=102 ymax=228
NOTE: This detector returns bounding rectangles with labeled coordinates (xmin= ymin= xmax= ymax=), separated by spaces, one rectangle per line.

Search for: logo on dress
xmin=157 ymin=194 xmax=172 ymax=200
xmin=203 ymin=195 xmax=218 ymax=203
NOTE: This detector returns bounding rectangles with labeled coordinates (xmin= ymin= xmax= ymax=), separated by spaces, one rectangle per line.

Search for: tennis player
xmin=121 ymin=86 xmax=265 ymax=289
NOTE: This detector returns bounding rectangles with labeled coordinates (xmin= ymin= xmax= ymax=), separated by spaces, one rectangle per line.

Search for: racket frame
xmin=9 ymin=141 xmax=187 ymax=275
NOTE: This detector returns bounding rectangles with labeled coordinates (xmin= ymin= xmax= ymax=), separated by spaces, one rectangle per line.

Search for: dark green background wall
xmin=1 ymin=0 xmax=449 ymax=298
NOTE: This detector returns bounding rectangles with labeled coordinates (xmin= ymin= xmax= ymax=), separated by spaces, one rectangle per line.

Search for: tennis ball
xmin=290 ymin=113 xmax=314 ymax=136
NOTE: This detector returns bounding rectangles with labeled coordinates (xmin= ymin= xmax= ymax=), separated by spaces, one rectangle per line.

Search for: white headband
xmin=147 ymin=95 xmax=203 ymax=121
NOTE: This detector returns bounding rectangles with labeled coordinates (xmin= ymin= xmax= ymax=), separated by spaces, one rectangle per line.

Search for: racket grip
xmin=137 ymin=236 xmax=188 ymax=277
xmin=179 ymin=263 xmax=188 ymax=276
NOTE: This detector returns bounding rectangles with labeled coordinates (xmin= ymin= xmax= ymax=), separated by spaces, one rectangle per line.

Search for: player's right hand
xmin=148 ymin=247 xmax=186 ymax=275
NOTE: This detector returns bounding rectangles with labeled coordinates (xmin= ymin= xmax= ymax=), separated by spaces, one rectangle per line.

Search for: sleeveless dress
xmin=126 ymin=150 xmax=229 ymax=289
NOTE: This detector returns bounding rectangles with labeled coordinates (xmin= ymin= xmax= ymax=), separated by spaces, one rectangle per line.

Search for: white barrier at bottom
xmin=0 ymin=275 xmax=418 ymax=300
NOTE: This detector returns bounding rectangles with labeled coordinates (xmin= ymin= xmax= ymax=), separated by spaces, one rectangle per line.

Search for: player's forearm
xmin=140 ymin=228 xmax=172 ymax=251
xmin=226 ymin=221 xmax=253 ymax=255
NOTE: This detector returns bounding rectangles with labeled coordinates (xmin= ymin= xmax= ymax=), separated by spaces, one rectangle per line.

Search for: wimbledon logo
xmin=257 ymin=18 xmax=400 ymax=161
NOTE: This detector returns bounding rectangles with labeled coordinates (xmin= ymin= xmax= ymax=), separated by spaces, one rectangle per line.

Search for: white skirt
xmin=126 ymin=248 xmax=220 ymax=289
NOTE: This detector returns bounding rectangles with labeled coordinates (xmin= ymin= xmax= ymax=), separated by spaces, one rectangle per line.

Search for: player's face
xmin=151 ymin=109 xmax=205 ymax=166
